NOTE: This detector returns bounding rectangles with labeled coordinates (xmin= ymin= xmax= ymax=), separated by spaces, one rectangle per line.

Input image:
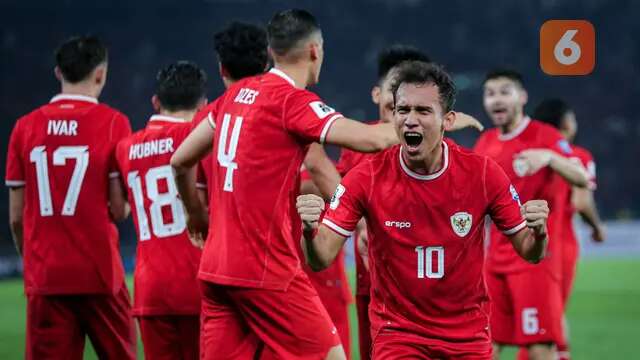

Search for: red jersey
xmin=323 ymin=141 xmax=525 ymax=341
xmin=5 ymin=94 xmax=131 ymax=295
xmin=115 ymin=115 xmax=201 ymax=316
xmin=473 ymin=117 xmax=573 ymax=276
xmin=199 ymin=68 xmax=343 ymax=290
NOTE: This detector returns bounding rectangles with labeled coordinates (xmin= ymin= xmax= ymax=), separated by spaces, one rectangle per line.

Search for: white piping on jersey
xmin=399 ymin=141 xmax=449 ymax=181
xmin=149 ymin=114 xmax=186 ymax=123
xmin=50 ymin=94 xmax=99 ymax=104
xmin=320 ymin=114 xmax=343 ymax=144
xmin=269 ymin=68 xmax=296 ymax=86
xmin=498 ymin=116 xmax=531 ymax=141
xmin=5 ymin=180 xmax=25 ymax=187
xmin=109 ymin=172 xmax=120 ymax=179
xmin=502 ymin=221 xmax=527 ymax=235
xmin=207 ymin=112 xmax=216 ymax=129
xmin=322 ymin=218 xmax=353 ymax=237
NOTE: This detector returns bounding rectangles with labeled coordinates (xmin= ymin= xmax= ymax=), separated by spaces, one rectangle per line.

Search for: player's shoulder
xmin=475 ymin=127 xmax=500 ymax=145
xmin=571 ymin=144 xmax=592 ymax=158
xmin=529 ymin=118 xmax=562 ymax=138
xmin=447 ymin=138 xmax=491 ymax=171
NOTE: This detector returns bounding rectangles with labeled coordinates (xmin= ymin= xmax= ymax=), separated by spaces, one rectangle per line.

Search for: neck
xmin=158 ymin=109 xmax=197 ymax=122
xmin=273 ymin=63 xmax=309 ymax=89
xmin=499 ymin=110 xmax=525 ymax=134
xmin=403 ymin=141 xmax=444 ymax=175
xmin=60 ymin=82 xmax=100 ymax=99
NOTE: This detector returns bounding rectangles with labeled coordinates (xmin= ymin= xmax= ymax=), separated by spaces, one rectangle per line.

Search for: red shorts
xmin=138 ymin=315 xmax=199 ymax=360
xmin=356 ymin=294 xmax=372 ymax=360
xmin=26 ymin=284 xmax=136 ymax=360
xmin=199 ymin=271 xmax=341 ymax=359
xmin=317 ymin=288 xmax=351 ymax=359
xmin=486 ymin=268 xmax=564 ymax=346
xmin=372 ymin=328 xmax=492 ymax=359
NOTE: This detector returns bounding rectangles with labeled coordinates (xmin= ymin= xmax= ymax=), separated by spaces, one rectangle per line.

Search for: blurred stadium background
xmin=0 ymin=0 xmax=638 ymax=358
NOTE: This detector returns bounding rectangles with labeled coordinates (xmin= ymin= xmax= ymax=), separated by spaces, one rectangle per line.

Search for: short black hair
xmin=377 ymin=45 xmax=431 ymax=83
xmin=214 ymin=22 xmax=268 ymax=81
xmin=391 ymin=61 xmax=457 ymax=113
xmin=55 ymin=35 xmax=108 ymax=83
xmin=484 ymin=68 xmax=524 ymax=88
xmin=155 ymin=61 xmax=207 ymax=112
xmin=267 ymin=9 xmax=320 ymax=57
xmin=533 ymin=98 xmax=572 ymax=129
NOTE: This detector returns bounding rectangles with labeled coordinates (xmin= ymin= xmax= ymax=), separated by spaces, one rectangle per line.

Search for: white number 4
xmin=522 ymin=307 xmax=539 ymax=335
xmin=30 ymin=145 xmax=89 ymax=216
xmin=217 ymin=113 xmax=243 ymax=192
xmin=554 ymin=29 xmax=581 ymax=65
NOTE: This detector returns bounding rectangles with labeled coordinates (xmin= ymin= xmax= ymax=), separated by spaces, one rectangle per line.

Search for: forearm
xmin=326 ymin=119 xmax=398 ymax=153
xmin=9 ymin=188 xmax=24 ymax=256
xmin=173 ymin=165 xmax=205 ymax=217
xmin=304 ymin=144 xmax=341 ymax=200
xmin=578 ymin=192 xmax=603 ymax=230
xmin=549 ymin=153 xmax=588 ymax=188
xmin=10 ymin=221 xmax=23 ymax=257
xmin=517 ymin=229 xmax=548 ymax=264
xmin=302 ymin=226 xmax=344 ymax=271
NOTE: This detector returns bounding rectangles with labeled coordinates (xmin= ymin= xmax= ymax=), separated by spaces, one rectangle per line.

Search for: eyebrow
xmin=397 ymin=104 xmax=433 ymax=111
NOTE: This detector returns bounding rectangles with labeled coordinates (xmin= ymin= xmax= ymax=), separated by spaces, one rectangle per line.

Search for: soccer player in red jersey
xmin=171 ymin=9 xmax=399 ymax=359
xmin=531 ymin=98 xmax=605 ymax=360
xmin=5 ymin=36 xmax=135 ymax=359
xmin=473 ymin=70 xmax=589 ymax=360
xmin=115 ymin=62 xmax=207 ymax=360
xmin=297 ymin=61 xmax=551 ymax=360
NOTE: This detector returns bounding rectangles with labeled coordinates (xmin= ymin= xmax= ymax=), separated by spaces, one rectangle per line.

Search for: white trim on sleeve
xmin=322 ymin=218 xmax=353 ymax=237
xmin=109 ymin=172 xmax=120 ymax=179
xmin=5 ymin=180 xmax=25 ymax=187
xmin=196 ymin=182 xmax=207 ymax=189
xmin=319 ymin=114 xmax=343 ymax=144
xmin=502 ymin=221 xmax=527 ymax=235
xmin=207 ymin=112 xmax=216 ymax=130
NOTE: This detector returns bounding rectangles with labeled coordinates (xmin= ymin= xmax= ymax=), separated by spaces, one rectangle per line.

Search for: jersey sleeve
xmin=335 ymin=149 xmax=354 ymax=176
xmin=321 ymin=161 xmax=370 ymax=237
xmin=193 ymin=97 xmax=222 ymax=130
xmin=282 ymin=90 xmax=343 ymax=144
xmin=542 ymin=127 xmax=573 ymax=157
xmin=484 ymin=157 xmax=527 ymax=235
xmin=577 ymin=148 xmax=597 ymax=190
xmin=109 ymin=113 xmax=132 ymax=179
xmin=5 ymin=118 xmax=25 ymax=187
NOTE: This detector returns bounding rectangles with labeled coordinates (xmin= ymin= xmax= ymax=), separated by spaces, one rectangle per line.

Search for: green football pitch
xmin=0 ymin=258 xmax=637 ymax=359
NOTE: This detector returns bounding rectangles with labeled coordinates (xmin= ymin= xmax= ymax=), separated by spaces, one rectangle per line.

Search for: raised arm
xmin=516 ymin=149 xmax=588 ymax=188
xmin=171 ymin=119 xmax=214 ymax=247
xmin=297 ymin=194 xmax=348 ymax=271
xmin=508 ymin=200 xmax=549 ymax=263
xmin=324 ymin=118 xmax=399 ymax=153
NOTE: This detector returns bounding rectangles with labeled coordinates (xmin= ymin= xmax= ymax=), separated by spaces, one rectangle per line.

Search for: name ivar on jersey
xmin=47 ymin=119 xmax=78 ymax=136
xmin=129 ymin=138 xmax=174 ymax=160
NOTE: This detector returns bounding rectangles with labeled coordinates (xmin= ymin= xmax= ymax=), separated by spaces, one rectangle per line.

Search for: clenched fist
xmin=296 ymin=194 xmax=325 ymax=231
xmin=522 ymin=200 xmax=549 ymax=236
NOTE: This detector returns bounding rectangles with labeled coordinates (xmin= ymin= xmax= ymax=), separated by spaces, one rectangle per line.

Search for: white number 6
xmin=554 ymin=29 xmax=581 ymax=65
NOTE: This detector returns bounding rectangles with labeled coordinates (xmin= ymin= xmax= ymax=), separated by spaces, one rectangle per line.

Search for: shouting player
xmin=171 ymin=9 xmax=400 ymax=359
xmin=474 ymin=69 xmax=589 ymax=360
xmin=297 ymin=61 xmax=550 ymax=359
xmin=5 ymin=36 xmax=135 ymax=359
xmin=532 ymin=98 xmax=605 ymax=360
xmin=115 ymin=61 xmax=207 ymax=360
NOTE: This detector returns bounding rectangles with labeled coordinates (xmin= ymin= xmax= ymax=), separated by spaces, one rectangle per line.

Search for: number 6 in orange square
xmin=540 ymin=20 xmax=595 ymax=76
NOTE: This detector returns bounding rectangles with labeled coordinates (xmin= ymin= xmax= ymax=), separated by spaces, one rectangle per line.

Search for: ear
xmin=94 ymin=65 xmax=107 ymax=84
xmin=151 ymin=95 xmax=161 ymax=113
xmin=54 ymin=66 xmax=63 ymax=82
xmin=218 ymin=61 xmax=230 ymax=80
xmin=309 ymin=42 xmax=319 ymax=62
xmin=519 ymin=88 xmax=528 ymax=107
xmin=442 ymin=111 xmax=457 ymax=132
xmin=371 ymin=86 xmax=381 ymax=105
xmin=196 ymin=97 xmax=207 ymax=111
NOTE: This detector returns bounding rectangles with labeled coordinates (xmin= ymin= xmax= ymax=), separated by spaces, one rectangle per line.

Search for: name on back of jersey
xmin=129 ymin=138 xmax=174 ymax=160
xmin=47 ymin=119 xmax=78 ymax=136
xmin=234 ymin=88 xmax=259 ymax=105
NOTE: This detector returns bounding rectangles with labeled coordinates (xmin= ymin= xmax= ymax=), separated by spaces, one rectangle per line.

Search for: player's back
xmin=200 ymin=68 xmax=341 ymax=290
xmin=5 ymin=94 xmax=131 ymax=295
xmin=116 ymin=115 xmax=201 ymax=315
xmin=474 ymin=117 xmax=570 ymax=275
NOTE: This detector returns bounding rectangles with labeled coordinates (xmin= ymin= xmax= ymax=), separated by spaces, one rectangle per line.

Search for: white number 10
xmin=415 ymin=246 xmax=445 ymax=279
xmin=217 ymin=113 xmax=243 ymax=192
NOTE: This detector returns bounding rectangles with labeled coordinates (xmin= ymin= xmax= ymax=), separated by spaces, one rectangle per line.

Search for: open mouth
xmin=492 ymin=107 xmax=508 ymax=116
xmin=404 ymin=132 xmax=423 ymax=148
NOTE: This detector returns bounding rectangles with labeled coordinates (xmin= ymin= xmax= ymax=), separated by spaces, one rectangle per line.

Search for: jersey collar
xmin=50 ymin=94 xmax=99 ymax=104
xmin=269 ymin=68 xmax=296 ymax=87
xmin=149 ymin=114 xmax=187 ymax=123
xmin=399 ymin=141 xmax=449 ymax=181
xmin=498 ymin=116 xmax=530 ymax=141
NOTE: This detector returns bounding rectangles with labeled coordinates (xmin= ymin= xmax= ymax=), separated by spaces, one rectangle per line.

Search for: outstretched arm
xmin=516 ymin=149 xmax=589 ymax=188
xmin=324 ymin=118 xmax=399 ymax=153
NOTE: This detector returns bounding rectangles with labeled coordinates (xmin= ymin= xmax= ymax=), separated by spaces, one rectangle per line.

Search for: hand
xmin=592 ymin=224 xmax=606 ymax=243
xmin=296 ymin=194 xmax=325 ymax=232
xmin=186 ymin=209 xmax=208 ymax=249
xmin=522 ymin=200 xmax=549 ymax=237
xmin=515 ymin=149 xmax=553 ymax=175
xmin=449 ymin=112 xmax=484 ymax=132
